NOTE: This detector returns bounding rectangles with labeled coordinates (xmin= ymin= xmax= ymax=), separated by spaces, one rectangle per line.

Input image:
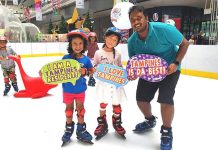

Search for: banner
xmin=13 ymin=0 xmax=19 ymax=5
xmin=24 ymin=7 xmax=31 ymax=21
xmin=35 ymin=0 xmax=42 ymax=21
xmin=76 ymin=0 xmax=84 ymax=9
xmin=36 ymin=11 xmax=43 ymax=21
xmin=114 ymin=0 xmax=129 ymax=5
xmin=52 ymin=0 xmax=60 ymax=15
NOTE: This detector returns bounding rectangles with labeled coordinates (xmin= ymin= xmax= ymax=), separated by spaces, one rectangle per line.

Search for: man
xmin=128 ymin=6 xmax=189 ymax=150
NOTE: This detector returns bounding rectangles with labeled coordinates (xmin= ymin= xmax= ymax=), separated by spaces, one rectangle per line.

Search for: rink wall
xmin=7 ymin=42 xmax=218 ymax=80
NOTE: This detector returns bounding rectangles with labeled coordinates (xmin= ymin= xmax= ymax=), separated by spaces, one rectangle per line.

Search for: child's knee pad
xmin=100 ymin=103 xmax=108 ymax=111
xmin=76 ymin=108 xmax=85 ymax=118
xmin=113 ymin=105 xmax=122 ymax=114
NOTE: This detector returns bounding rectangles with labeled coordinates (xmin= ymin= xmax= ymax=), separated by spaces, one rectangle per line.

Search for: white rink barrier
xmin=7 ymin=42 xmax=218 ymax=79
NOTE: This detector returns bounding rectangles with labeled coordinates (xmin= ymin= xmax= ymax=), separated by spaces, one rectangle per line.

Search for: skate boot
xmin=160 ymin=126 xmax=173 ymax=150
xmin=112 ymin=115 xmax=126 ymax=139
xmin=94 ymin=115 xmax=108 ymax=140
xmin=61 ymin=122 xmax=75 ymax=147
xmin=88 ymin=76 xmax=96 ymax=86
xmin=12 ymin=82 xmax=19 ymax=92
xmin=3 ymin=84 xmax=11 ymax=96
xmin=133 ymin=115 xmax=156 ymax=133
xmin=76 ymin=122 xmax=93 ymax=144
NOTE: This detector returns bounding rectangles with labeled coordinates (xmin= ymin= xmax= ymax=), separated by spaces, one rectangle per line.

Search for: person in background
xmin=87 ymin=32 xmax=99 ymax=86
xmin=189 ymin=34 xmax=196 ymax=45
xmin=196 ymin=31 xmax=204 ymax=45
xmin=0 ymin=36 xmax=19 ymax=96
xmin=128 ymin=5 xmax=189 ymax=150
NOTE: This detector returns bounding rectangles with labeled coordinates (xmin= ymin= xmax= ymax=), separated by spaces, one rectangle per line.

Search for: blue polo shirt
xmin=128 ymin=22 xmax=183 ymax=69
xmin=62 ymin=54 xmax=93 ymax=94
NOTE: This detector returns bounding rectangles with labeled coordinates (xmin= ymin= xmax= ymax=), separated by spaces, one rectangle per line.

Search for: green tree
xmin=83 ymin=12 xmax=93 ymax=31
xmin=48 ymin=19 xmax=53 ymax=34
xmin=59 ymin=16 xmax=68 ymax=33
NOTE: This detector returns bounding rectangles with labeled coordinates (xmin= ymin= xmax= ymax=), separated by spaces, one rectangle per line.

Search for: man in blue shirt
xmin=128 ymin=5 xmax=189 ymax=150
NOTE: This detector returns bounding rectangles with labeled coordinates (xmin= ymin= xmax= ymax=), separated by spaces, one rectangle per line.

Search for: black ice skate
xmin=94 ymin=115 xmax=108 ymax=140
xmin=61 ymin=122 xmax=75 ymax=147
xmin=112 ymin=115 xmax=126 ymax=139
xmin=12 ymin=82 xmax=19 ymax=92
xmin=76 ymin=123 xmax=93 ymax=144
xmin=3 ymin=84 xmax=11 ymax=96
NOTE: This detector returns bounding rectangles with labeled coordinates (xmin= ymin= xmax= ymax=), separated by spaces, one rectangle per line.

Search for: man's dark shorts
xmin=136 ymin=70 xmax=180 ymax=105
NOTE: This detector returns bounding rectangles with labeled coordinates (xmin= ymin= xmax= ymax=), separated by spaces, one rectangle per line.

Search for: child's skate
xmin=76 ymin=123 xmax=93 ymax=144
xmin=3 ymin=84 xmax=11 ymax=96
xmin=94 ymin=115 xmax=108 ymax=140
xmin=12 ymin=82 xmax=19 ymax=92
xmin=61 ymin=122 xmax=75 ymax=147
xmin=112 ymin=115 xmax=126 ymax=139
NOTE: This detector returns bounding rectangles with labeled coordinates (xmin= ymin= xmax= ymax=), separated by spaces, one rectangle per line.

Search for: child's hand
xmin=0 ymin=56 xmax=5 ymax=60
xmin=127 ymin=76 xmax=138 ymax=81
xmin=80 ymin=68 xmax=87 ymax=76
xmin=89 ymin=67 xmax=96 ymax=75
xmin=39 ymin=70 xmax=42 ymax=77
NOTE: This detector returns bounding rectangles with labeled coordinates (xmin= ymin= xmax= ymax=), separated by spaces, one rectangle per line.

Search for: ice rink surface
xmin=0 ymin=56 xmax=217 ymax=150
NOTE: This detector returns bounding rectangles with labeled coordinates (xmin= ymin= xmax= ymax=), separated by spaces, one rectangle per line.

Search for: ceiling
xmin=0 ymin=0 xmax=207 ymax=19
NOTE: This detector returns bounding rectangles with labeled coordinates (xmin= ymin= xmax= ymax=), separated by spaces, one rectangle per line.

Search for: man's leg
xmin=161 ymin=103 xmax=174 ymax=127
xmin=137 ymin=101 xmax=152 ymax=118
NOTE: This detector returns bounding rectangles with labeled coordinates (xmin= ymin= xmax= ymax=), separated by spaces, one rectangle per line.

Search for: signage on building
xmin=204 ymin=8 xmax=211 ymax=14
xmin=76 ymin=0 xmax=84 ymax=9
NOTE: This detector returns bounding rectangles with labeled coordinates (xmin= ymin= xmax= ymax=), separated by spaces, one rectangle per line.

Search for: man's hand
xmin=167 ymin=63 xmax=178 ymax=75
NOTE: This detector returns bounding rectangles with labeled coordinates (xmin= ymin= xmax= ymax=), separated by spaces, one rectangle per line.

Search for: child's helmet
xmin=67 ymin=29 xmax=88 ymax=41
xmin=88 ymin=32 xmax=97 ymax=37
xmin=88 ymin=32 xmax=97 ymax=42
xmin=0 ymin=36 xmax=7 ymax=41
xmin=165 ymin=19 xmax=175 ymax=26
xmin=105 ymin=27 xmax=122 ymax=44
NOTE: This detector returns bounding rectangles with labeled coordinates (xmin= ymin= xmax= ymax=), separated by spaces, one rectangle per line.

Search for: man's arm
xmin=167 ymin=37 xmax=189 ymax=75
xmin=174 ymin=37 xmax=189 ymax=63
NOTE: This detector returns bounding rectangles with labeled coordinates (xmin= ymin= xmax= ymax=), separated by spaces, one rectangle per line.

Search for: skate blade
xmin=77 ymin=137 xmax=94 ymax=144
xmin=132 ymin=128 xmax=152 ymax=133
xmin=132 ymin=129 xmax=145 ymax=133
xmin=115 ymin=132 xmax=126 ymax=140
xmin=95 ymin=129 xmax=108 ymax=140
xmin=61 ymin=139 xmax=71 ymax=147
xmin=61 ymin=142 xmax=68 ymax=147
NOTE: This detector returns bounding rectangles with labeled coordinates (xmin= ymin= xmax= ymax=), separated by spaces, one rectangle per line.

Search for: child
xmin=0 ymin=36 xmax=19 ymax=96
xmin=87 ymin=32 xmax=99 ymax=86
xmin=93 ymin=27 xmax=127 ymax=139
xmin=61 ymin=29 xmax=95 ymax=145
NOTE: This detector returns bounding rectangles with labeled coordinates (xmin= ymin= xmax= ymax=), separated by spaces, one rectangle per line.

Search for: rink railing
xmin=7 ymin=42 xmax=218 ymax=80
